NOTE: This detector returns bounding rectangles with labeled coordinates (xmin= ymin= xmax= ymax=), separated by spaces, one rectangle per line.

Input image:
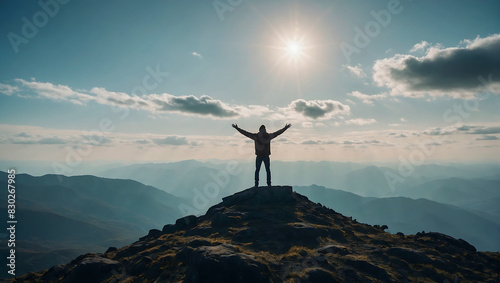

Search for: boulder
xmin=176 ymin=215 xmax=198 ymax=229
xmin=162 ymin=224 xmax=177 ymax=234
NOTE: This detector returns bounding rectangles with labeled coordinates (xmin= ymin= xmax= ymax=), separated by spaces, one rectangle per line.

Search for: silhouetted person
xmin=232 ymin=123 xmax=291 ymax=187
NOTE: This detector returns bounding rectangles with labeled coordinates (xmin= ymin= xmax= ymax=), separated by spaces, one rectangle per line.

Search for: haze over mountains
xmin=1 ymin=159 xmax=498 ymax=277
xmin=0 ymin=171 xmax=184 ymax=276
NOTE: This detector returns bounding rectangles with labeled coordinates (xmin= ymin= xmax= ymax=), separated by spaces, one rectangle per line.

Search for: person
xmin=232 ymin=123 xmax=291 ymax=187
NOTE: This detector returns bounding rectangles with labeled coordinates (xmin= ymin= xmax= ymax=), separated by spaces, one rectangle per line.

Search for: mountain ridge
xmin=15 ymin=186 xmax=499 ymax=282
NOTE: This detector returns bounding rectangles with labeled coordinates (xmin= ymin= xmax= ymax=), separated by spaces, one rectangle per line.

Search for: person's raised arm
xmin=232 ymin=124 xmax=256 ymax=140
xmin=270 ymin=123 xmax=291 ymax=139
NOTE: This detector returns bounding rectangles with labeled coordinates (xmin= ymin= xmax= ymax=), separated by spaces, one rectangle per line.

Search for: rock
xmin=149 ymin=229 xmax=163 ymax=237
xmin=162 ymin=224 xmax=177 ymax=234
xmin=176 ymin=215 xmax=198 ymax=229
xmin=65 ymin=255 xmax=121 ymax=283
xmin=185 ymin=226 xmax=213 ymax=237
xmin=345 ymin=259 xmax=392 ymax=282
xmin=211 ymin=213 xmax=231 ymax=228
xmin=386 ymin=247 xmax=432 ymax=264
xmin=304 ymin=267 xmax=340 ymax=283
xmin=129 ymin=256 xmax=153 ymax=276
xmin=287 ymin=222 xmax=318 ymax=240
xmin=317 ymin=244 xmax=350 ymax=255
xmin=105 ymin=247 xmax=117 ymax=254
xmin=222 ymin=186 xmax=294 ymax=206
xmin=233 ymin=227 xmax=258 ymax=242
xmin=185 ymin=244 xmax=272 ymax=283
xmin=139 ymin=229 xmax=163 ymax=241
xmin=417 ymin=232 xmax=476 ymax=252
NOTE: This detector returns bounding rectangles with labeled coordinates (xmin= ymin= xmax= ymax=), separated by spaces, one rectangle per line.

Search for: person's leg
xmin=263 ymin=155 xmax=271 ymax=186
xmin=255 ymin=156 xmax=263 ymax=187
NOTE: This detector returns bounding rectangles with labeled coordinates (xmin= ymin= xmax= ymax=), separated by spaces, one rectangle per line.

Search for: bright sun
xmin=286 ymin=41 xmax=303 ymax=57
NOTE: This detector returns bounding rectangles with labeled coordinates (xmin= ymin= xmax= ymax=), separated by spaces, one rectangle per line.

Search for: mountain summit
xmin=15 ymin=186 xmax=499 ymax=282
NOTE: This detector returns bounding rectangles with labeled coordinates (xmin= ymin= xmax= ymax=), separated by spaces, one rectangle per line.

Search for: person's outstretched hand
xmin=285 ymin=123 xmax=292 ymax=129
xmin=232 ymin=124 xmax=238 ymax=129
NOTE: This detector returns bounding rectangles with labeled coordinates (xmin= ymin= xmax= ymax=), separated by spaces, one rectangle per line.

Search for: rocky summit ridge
xmin=14 ymin=186 xmax=500 ymax=282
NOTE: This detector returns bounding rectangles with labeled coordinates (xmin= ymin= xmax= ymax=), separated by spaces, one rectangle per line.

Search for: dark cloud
xmin=476 ymin=135 xmax=499 ymax=141
xmin=154 ymin=95 xmax=238 ymax=117
xmin=291 ymin=99 xmax=349 ymax=119
xmin=302 ymin=140 xmax=319 ymax=145
xmin=468 ymin=126 xmax=500 ymax=135
xmin=374 ymin=34 xmax=500 ymax=97
xmin=153 ymin=136 xmax=188 ymax=145
xmin=11 ymin=136 xmax=66 ymax=145
xmin=422 ymin=128 xmax=452 ymax=136
xmin=15 ymin=132 xmax=31 ymax=138
xmin=81 ymin=135 xmax=113 ymax=145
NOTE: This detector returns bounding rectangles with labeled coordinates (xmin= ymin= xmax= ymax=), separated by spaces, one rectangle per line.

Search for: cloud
xmin=344 ymin=64 xmax=366 ymax=77
xmin=15 ymin=132 xmax=31 ymax=138
xmin=373 ymin=34 xmax=500 ymax=98
xmin=345 ymin=118 xmax=377 ymax=125
xmin=192 ymin=52 xmax=203 ymax=58
xmin=422 ymin=127 xmax=453 ymax=136
xmin=9 ymin=136 xmax=67 ymax=145
xmin=152 ymin=136 xmax=188 ymax=145
xmin=348 ymin=91 xmax=387 ymax=105
xmin=287 ymin=99 xmax=350 ymax=120
xmin=302 ymin=140 xmax=320 ymax=145
xmin=147 ymin=94 xmax=239 ymax=118
xmin=468 ymin=126 xmax=500 ymax=135
xmin=476 ymin=135 xmax=499 ymax=141
xmin=409 ymin=41 xmax=430 ymax=53
xmin=135 ymin=139 xmax=151 ymax=144
xmin=16 ymin=79 xmax=95 ymax=105
xmin=0 ymin=83 xmax=19 ymax=95
xmin=1 ymin=80 xmax=351 ymax=121
xmin=420 ymin=124 xmax=500 ymax=137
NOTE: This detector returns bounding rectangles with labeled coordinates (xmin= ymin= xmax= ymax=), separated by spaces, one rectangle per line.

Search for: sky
xmin=0 ymin=0 xmax=499 ymax=170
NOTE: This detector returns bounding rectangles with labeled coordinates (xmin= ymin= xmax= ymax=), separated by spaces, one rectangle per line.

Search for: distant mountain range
xmin=0 ymin=171 xmax=184 ymax=277
xmin=294 ymin=185 xmax=500 ymax=252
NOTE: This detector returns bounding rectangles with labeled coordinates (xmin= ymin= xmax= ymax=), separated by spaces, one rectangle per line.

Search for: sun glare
xmin=286 ymin=41 xmax=303 ymax=58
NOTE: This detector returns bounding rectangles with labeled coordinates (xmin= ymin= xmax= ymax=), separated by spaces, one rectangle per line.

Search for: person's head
xmin=259 ymin=125 xmax=266 ymax=133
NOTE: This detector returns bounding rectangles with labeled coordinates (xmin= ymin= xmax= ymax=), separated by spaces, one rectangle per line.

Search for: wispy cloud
xmin=347 ymin=91 xmax=387 ymax=105
xmin=476 ymin=135 xmax=499 ymax=141
xmin=373 ymin=34 xmax=500 ymax=98
xmin=152 ymin=136 xmax=189 ymax=145
xmin=192 ymin=51 xmax=203 ymax=58
xmin=0 ymin=83 xmax=19 ymax=95
xmin=343 ymin=64 xmax=366 ymax=78
xmin=345 ymin=118 xmax=377 ymax=125
xmin=409 ymin=40 xmax=430 ymax=53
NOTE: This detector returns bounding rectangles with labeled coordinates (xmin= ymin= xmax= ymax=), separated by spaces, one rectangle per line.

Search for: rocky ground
xmin=13 ymin=186 xmax=500 ymax=282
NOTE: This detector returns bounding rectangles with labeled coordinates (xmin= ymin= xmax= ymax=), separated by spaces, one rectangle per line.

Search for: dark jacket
xmin=236 ymin=126 xmax=288 ymax=156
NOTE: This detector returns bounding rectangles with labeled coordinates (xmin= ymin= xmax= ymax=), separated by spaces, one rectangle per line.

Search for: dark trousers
xmin=255 ymin=155 xmax=271 ymax=186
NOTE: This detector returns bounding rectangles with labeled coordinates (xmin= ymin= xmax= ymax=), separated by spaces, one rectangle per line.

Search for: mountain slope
xmin=294 ymin=185 xmax=500 ymax=251
xmin=16 ymin=186 xmax=499 ymax=282
xmin=0 ymin=171 xmax=185 ymax=277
